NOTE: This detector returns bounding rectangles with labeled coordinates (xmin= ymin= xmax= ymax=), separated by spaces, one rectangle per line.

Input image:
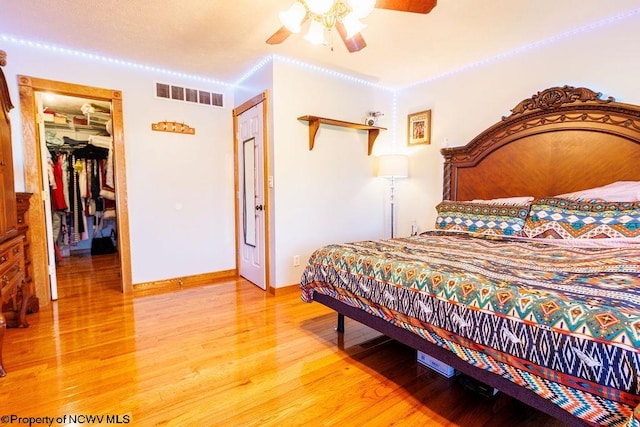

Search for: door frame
xmin=18 ymin=75 xmax=133 ymax=302
xmin=232 ymin=91 xmax=272 ymax=293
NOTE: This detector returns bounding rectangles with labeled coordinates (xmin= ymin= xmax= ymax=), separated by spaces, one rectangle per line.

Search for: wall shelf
xmin=298 ymin=115 xmax=386 ymax=156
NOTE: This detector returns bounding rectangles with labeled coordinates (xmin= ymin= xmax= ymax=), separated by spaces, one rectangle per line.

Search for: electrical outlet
xmin=293 ymin=255 xmax=300 ymax=267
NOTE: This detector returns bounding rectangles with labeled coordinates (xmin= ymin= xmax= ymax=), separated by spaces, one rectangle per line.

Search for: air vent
xmin=155 ymin=83 xmax=223 ymax=107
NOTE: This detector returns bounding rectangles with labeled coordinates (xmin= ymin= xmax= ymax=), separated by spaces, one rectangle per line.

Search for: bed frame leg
xmin=336 ymin=313 xmax=344 ymax=333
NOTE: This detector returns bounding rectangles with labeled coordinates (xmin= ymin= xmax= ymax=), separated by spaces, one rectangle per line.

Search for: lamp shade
xmin=279 ymin=2 xmax=306 ymax=33
xmin=342 ymin=12 xmax=366 ymax=39
xmin=304 ymin=20 xmax=326 ymax=45
xmin=377 ymin=154 xmax=408 ymax=178
xmin=306 ymin=0 xmax=335 ymax=15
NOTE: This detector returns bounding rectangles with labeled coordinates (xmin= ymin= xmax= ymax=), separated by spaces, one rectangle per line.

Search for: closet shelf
xmin=45 ymin=122 xmax=97 ymax=131
xmin=298 ymin=115 xmax=387 ymax=156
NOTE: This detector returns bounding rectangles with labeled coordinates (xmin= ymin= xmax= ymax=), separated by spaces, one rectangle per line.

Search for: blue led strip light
xmin=0 ymin=34 xmax=232 ymax=88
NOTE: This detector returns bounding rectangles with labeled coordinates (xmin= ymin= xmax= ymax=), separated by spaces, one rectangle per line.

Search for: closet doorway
xmin=19 ymin=76 xmax=132 ymax=304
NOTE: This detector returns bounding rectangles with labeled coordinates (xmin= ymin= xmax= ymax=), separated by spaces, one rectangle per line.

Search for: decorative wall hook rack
xmin=151 ymin=121 xmax=195 ymax=135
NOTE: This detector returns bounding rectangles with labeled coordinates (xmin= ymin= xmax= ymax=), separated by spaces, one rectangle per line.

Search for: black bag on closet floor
xmin=91 ymin=229 xmax=117 ymax=256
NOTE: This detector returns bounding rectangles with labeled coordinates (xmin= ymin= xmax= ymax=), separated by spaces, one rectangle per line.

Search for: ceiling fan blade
xmin=266 ymin=26 xmax=292 ymax=45
xmin=335 ymin=22 xmax=367 ymax=53
xmin=266 ymin=16 xmax=309 ymax=45
xmin=375 ymin=0 xmax=437 ymax=14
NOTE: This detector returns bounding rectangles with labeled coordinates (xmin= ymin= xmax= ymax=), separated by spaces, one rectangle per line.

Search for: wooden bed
xmin=301 ymin=86 xmax=640 ymax=426
xmin=442 ymin=85 xmax=640 ymax=201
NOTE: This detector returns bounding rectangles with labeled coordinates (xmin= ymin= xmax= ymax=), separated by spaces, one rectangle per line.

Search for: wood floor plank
xmin=0 ymin=253 xmax=569 ymax=426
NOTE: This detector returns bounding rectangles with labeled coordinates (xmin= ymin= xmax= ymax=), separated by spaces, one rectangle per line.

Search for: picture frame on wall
xmin=407 ymin=110 xmax=431 ymax=146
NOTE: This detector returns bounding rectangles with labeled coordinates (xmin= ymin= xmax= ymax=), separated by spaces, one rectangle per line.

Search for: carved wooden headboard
xmin=441 ymin=86 xmax=640 ymax=201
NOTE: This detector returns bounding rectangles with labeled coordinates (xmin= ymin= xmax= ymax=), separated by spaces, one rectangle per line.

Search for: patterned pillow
xmin=523 ymin=197 xmax=640 ymax=239
xmin=435 ymin=201 xmax=531 ymax=236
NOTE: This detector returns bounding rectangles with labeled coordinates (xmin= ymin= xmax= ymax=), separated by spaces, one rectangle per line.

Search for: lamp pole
xmin=390 ymin=175 xmax=396 ymax=238
xmin=377 ymin=154 xmax=408 ymax=240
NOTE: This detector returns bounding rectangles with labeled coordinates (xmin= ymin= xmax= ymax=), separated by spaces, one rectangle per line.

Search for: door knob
xmin=256 ymin=205 xmax=263 ymax=211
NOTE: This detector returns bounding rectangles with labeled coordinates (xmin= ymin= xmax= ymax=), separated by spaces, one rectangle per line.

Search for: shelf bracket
xmin=308 ymin=119 xmax=320 ymax=151
xmin=367 ymin=128 xmax=380 ymax=156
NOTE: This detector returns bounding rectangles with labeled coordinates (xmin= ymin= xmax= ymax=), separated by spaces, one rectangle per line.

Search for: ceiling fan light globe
xmin=347 ymin=0 xmax=376 ymax=19
xmin=279 ymin=2 xmax=306 ymax=33
xmin=342 ymin=13 xmax=366 ymax=39
xmin=304 ymin=20 xmax=326 ymax=45
xmin=305 ymin=0 xmax=335 ymax=15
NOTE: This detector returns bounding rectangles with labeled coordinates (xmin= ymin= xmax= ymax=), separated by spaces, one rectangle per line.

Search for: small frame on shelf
xmin=408 ymin=109 xmax=431 ymax=146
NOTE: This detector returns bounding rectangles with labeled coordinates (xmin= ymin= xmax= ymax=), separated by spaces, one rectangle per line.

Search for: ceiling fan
xmin=266 ymin=0 xmax=437 ymax=53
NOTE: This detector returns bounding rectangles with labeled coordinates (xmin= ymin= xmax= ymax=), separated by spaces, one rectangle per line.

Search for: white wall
xmin=6 ymin=43 xmax=396 ymax=291
xmin=3 ymin=44 xmax=236 ymax=284
xmin=395 ymin=12 xmax=640 ymax=237
xmin=234 ymin=58 xmax=405 ymax=288
xmin=270 ymin=59 xmax=395 ymax=287
xmin=234 ymin=59 xmax=398 ymax=288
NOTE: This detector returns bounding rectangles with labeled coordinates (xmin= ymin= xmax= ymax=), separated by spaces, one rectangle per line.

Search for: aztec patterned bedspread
xmin=300 ymin=231 xmax=640 ymax=426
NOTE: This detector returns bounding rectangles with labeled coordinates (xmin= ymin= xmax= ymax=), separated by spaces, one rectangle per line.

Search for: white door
xmin=36 ymin=93 xmax=59 ymax=300
xmin=238 ymin=103 xmax=266 ymax=289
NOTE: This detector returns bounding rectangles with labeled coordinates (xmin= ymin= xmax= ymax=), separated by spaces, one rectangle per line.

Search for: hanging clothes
xmin=50 ymin=152 xmax=67 ymax=211
xmin=46 ymin=129 xmax=116 ymax=254
xmin=67 ymin=155 xmax=82 ymax=243
xmin=73 ymin=144 xmax=109 ymax=160
xmin=90 ymin=159 xmax=101 ymax=199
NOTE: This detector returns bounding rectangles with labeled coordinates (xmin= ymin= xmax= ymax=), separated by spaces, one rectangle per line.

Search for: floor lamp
xmin=377 ymin=154 xmax=409 ymax=238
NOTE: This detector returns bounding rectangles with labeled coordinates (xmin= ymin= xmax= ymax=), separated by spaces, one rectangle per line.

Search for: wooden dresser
xmin=0 ymin=239 xmax=27 ymax=316
xmin=0 ymin=236 xmax=26 ymax=376
xmin=0 ymin=49 xmax=28 ymax=377
xmin=15 ymin=192 xmax=38 ymax=315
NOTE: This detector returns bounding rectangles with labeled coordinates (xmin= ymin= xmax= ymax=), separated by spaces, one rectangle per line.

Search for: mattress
xmin=300 ymin=231 xmax=640 ymax=426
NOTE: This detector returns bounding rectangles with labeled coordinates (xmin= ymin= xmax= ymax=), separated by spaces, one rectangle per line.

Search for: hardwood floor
xmin=0 ymin=253 xmax=569 ymax=426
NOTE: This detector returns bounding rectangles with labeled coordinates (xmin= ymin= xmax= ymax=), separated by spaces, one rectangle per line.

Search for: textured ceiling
xmin=1 ymin=1 xmax=639 ymax=88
